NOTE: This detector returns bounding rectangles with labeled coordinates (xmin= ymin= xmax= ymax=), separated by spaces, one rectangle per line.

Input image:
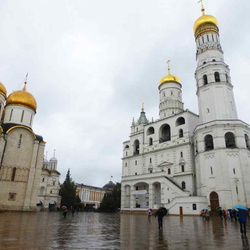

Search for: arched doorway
xmin=133 ymin=182 xmax=149 ymax=208
xmin=210 ymin=192 xmax=219 ymax=211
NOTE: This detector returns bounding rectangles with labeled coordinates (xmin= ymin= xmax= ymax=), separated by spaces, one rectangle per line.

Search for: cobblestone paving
xmin=0 ymin=212 xmax=249 ymax=249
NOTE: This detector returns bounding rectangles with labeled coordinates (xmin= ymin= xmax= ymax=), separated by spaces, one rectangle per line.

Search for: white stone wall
xmin=4 ymin=105 xmax=35 ymax=128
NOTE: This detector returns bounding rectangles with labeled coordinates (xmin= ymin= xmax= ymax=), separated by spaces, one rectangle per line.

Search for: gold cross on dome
xmin=198 ymin=0 xmax=205 ymax=15
xmin=166 ymin=60 xmax=171 ymax=75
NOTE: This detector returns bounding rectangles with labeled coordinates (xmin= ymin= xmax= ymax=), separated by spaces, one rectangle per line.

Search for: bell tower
xmin=194 ymin=2 xmax=237 ymax=123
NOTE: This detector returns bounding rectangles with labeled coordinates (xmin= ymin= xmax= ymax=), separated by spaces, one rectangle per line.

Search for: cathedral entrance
xmin=210 ymin=192 xmax=219 ymax=211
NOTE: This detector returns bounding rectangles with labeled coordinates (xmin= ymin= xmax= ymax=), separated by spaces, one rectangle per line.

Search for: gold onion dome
xmin=193 ymin=5 xmax=218 ymax=33
xmin=0 ymin=82 xmax=7 ymax=97
xmin=6 ymin=83 xmax=37 ymax=112
xmin=159 ymin=74 xmax=181 ymax=86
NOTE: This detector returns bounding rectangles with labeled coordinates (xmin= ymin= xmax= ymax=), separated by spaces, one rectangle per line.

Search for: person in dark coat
xmin=237 ymin=209 xmax=248 ymax=236
xmin=155 ymin=207 xmax=167 ymax=229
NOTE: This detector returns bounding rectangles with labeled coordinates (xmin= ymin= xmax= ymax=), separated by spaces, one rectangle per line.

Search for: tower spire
xmin=141 ymin=102 xmax=144 ymax=112
xmin=198 ymin=0 xmax=205 ymax=16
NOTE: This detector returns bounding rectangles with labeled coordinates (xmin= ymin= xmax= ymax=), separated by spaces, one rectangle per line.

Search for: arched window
xmin=204 ymin=134 xmax=214 ymax=151
xmin=149 ymin=137 xmax=153 ymax=146
xmin=147 ymin=127 xmax=155 ymax=135
xmin=159 ymin=124 xmax=171 ymax=143
xmin=149 ymin=158 xmax=152 ymax=164
xmin=125 ymin=145 xmax=129 ymax=149
xmin=168 ymin=168 xmax=171 ymax=175
xmin=180 ymin=152 xmax=183 ymax=157
xmin=181 ymin=181 xmax=186 ymax=190
xmin=245 ymin=134 xmax=249 ymax=149
xmin=42 ymin=177 xmax=45 ymax=182
xmin=134 ymin=140 xmax=140 ymax=155
xmin=225 ymin=132 xmax=236 ymax=148
xmin=181 ymin=165 xmax=185 ymax=172
xmin=214 ymin=72 xmax=220 ymax=82
xmin=40 ymin=187 xmax=45 ymax=196
xmin=176 ymin=117 xmax=185 ymax=126
xmin=11 ymin=167 xmax=16 ymax=181
xmin=179 ymin=129 xmax=183 ymax=138
xmin=225 ymin=74 xmax=229 ymax=83
xmin=210 ymin=167 xmax=213 ymax=175
xmin=203 ymin=74 xmax=208 ymax=85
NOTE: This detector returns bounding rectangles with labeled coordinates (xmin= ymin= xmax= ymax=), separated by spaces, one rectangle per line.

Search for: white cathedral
xmin=0 ymin=81 xmax=61 ymax=211
xmin=121 ymin=6 xmax=250 ymax=215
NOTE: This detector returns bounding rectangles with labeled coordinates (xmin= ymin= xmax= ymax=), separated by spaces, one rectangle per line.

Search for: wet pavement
xmin=0 ymin=212 xmax=249 ymax=250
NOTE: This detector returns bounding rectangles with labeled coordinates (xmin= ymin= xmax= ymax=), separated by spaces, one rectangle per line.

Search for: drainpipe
xmin=0 ymin=134 xmax=7 ymax=168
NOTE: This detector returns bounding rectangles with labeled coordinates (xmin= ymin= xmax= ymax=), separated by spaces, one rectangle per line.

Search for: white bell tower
xmin=194 ymin=4 xmax=237 ymax=123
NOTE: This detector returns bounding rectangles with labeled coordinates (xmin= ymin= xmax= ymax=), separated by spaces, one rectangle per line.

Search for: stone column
xmin=148 ymin=183 xmax=153 ymax=209
xmin=130 ymin=185 xmax=135 ymax=209
xmin=121 ymin=184 xmax=125 ymax=209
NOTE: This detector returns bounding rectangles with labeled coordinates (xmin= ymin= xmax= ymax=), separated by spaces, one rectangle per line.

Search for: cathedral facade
xmin=121 ymin=6 xmax=250 ymax=215
xmin=0 ymin=81 xmax=61 ymax=211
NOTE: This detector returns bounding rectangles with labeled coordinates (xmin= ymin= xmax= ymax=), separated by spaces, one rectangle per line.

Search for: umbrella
xmin=216 ymin=206 xmax=222 ymax=211
xmin=233 ymin=205 xmax=248 ymax=211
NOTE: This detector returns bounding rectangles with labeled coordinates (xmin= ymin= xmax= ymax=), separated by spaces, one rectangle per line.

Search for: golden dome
xmin=159 ymin=74 xmax=181 ymax=86
xmin=6 ymin=83 xmax=37 ymax=112
xmin=0 ymin=82 xmax=7 ymax=97
xmin=194 ymin=4 xmax=218 ymax=33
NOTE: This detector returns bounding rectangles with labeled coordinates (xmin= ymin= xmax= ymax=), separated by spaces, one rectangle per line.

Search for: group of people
xmin=200 ymin=209 xmax=210 ymax=220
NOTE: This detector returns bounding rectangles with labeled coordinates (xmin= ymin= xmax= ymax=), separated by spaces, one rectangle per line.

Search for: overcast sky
xmin=0 ymin=0 xmax=249 ymax=187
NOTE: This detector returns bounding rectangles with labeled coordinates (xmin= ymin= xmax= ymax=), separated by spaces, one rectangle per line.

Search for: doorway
xmin=210 ymin=191 xmax=219 ymax=211
xmin=179 ymin=206 xmax=183 ymax=216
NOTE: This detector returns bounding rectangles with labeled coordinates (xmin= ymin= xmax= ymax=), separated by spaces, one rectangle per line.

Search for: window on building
xmin=9 ymin=109 xmax=13 ymax=121
xmin=214 ymin=72 xmax=220 ymax=82
xmin=236 ymin=186 xmax=238 ymax=194
xmin=202 ymin=36 xmax=204 ymax=43
xmin=245 ymin=134 xmax=249 ymax=149
xmin=159 ymin=124 xmax=171 ymax=142
xmin=225 ymin=74 xmax=229 ymax=83
xmin=135 ymin=160 xmax=137 ymax=165
xmin=204 ymin=134 xmax=214 ymax=151
xmin=193 ymin=204 xmax=197 ymax=210
xmin=30 ymin=114 xmax=33 ymax=126
xmin=17 ymin=134 xmax=22 ymax=148
xmin=135 ymin=172 xmax=137 ymax=175
xmin=42 ymin=177 xmax=45 ymax=182
xmin=8 ymin=193 xmax=16 ymax=201
xmin=147 ymin=127 xmax=155 ymax=135
xmin=21 ymin=110 xmax=24 ymax=122
xmin=149 ymin=158 xmax=152 ymax=164
xmin=134 ymin=140 xmax=140 ymax=155
xmin=203 ymin=74 xmax=208 ymax=85
xmin=179 ymin=129 xmax=183 ymax=138
xmin=136 ymin=186 xmax=138 ymax=190
xmin=171 ymin=91 xmax=173 ymax=95
xmin=233 ymin=168 xmax=236 ymax=174
xmin=176 ymin=117 xmax=185 ymax=126
xmin=181 ymin=165 xmax=185 ymax=172
xmin=225 ymin=132 xmax=236 ymax=148
xmin=168 ymin=199 xmax=170 ymax=203
xmin=210 ymin=167 xmax=213 ymax=175
xmin=149 ymin=137 xmax=153 ymax=146
xmin=180 ymin=152 xmax=183 ymax=157
xmin=11 ymin=167 xmax=16 ymax=181
xmin=181 ymin=181 xmax=186 ymax=190
xmin=50 ymin=190 xmax=52 ymax=194
xmin=168 ymin=168 xmax=171 ymax=175
xmin=207 ymin=35 xmax=209 ymax=42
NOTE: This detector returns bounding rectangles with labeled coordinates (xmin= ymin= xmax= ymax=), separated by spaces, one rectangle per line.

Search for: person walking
xmin=237 ymin=209 xmax=248 ymax=236
xmin=155 ymin=207 xmax=167 ymax=230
